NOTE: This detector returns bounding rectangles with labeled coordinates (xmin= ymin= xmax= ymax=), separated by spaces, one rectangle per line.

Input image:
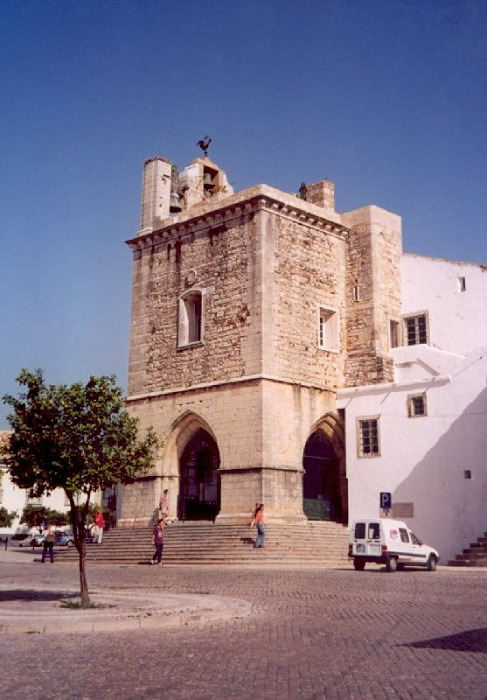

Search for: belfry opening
xmin=178 ymin=428 xmax=221 ymax=521
xmin=302 ymin=429 xmax=346 ymax=524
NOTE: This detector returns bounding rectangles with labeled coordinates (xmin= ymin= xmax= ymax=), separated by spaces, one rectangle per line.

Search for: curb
xmin=0 ymin=586 xmax=252 ymax=635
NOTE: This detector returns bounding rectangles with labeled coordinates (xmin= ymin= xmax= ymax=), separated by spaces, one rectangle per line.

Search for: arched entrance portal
xmin=303 ymin=429 xmax=344 ymax=523
xmin=178 ymin=428 xmax=221 ymax=521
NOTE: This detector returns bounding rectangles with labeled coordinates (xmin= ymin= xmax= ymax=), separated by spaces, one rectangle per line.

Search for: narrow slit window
xmin=179 ymin=290 xmax=203 ymax=346
xmin=390 ymin=320 xmax=399 ymax=349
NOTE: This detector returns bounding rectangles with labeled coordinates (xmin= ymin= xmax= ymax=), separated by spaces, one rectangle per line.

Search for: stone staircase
xmin=448 ymin=531 xmax=487 ymax=567
xmin=54 ymin=521 xmax=351 ymax=566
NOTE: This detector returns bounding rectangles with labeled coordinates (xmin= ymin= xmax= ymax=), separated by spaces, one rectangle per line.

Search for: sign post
xmin=380 ymin=492 xmax=392 ymax=516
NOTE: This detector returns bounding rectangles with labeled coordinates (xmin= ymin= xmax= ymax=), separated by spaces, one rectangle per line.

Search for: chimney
xmin=304 ymin=180 xmax=335 ymax=212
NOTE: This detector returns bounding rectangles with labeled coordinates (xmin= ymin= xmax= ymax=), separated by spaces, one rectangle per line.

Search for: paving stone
xmin=0 ymin=557 xmax=486 ymax=699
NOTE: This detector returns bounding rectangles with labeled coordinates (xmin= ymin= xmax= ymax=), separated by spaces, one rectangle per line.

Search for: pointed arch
xmin=302 ymin=411 xmax=347 ymax=524
xmin=162 ymin=411 xmax=221 ymax=521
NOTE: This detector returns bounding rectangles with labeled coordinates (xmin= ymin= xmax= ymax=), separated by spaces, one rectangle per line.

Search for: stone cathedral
xmin=118 ymin=153 xmax=402 ymax=528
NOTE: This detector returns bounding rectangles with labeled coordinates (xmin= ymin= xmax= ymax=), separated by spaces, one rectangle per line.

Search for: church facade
xmin=119 ymin=154 xmax=487 ymax=561
xmin=120 ymin=155 xmax=402 ymax=527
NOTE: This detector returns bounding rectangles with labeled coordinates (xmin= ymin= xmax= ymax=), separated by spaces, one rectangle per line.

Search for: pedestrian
xmin=249 ymin=502 xmax=260 ymax=526
xmin=93 ymin=512 xmax=105 ymax=545
xmin=159 ymin=489 xmax=169 ymax=519
xmin=41 ymin=524 xmax=55 ymax=563
xmin=252 ymin=504 xmax=266 ymax=548
xmin=151 ymin=517 xmax=165 ymax=565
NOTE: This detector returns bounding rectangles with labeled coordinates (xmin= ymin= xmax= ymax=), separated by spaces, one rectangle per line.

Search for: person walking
xmin=41 ymin=524 xmax=55 ymax=563
xmin=159 ymin=489 xmax=169 ymax=519
xmin=253 ymin=504 xmax=266 ymax=548
xmin=151 ymin=517 xmax=165 ymax=565
xmin=93 ymin=512 xmax=105 ymax=545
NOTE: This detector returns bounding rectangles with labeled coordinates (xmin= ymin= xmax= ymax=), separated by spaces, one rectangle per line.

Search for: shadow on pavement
xmin=402 ymin=627 xmax=487 ymax=653
xmin=0 ymin=589 xmax=79 ymax=602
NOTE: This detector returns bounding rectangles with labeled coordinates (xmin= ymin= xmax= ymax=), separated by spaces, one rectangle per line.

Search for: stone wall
xmin=342 ymin=206 xmax=402 ymax=386
xmin=124 ymin=172 xmax=403 ymax=525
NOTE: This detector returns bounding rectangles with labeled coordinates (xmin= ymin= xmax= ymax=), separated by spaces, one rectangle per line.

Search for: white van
xmin=349 ymin=518 xmax=440 ymax=572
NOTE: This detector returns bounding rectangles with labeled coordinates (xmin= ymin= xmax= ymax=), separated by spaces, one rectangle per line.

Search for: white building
xmin=0 ymin=430 xmax=108 ymax=536
xmin=0 ymin=432 xmax=71 ymax=535
xmin=338 ymin=255 xmax=487 ymax=562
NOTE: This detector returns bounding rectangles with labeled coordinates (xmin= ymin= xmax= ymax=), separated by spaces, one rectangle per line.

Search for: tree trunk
xmin=78 ymin=536 xmax=90 ymax=606
xmin=71 ymin=504 xmax=91 ymax=606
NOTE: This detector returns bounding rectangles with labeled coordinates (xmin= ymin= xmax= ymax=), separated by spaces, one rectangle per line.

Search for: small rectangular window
xmin=458 ymin=276 xmax=466 ymax=292
xmin=404 ymin=314 xmax=428 ymax=345
xmin=318 ymin=306 xmax=339 ymax=352
xmin=408 ymin=393 xmax=427 ymax=417
xmin=464 ymin=470 xmax=472 ymax=480
xmin=358 ymin=417 xmax=380 ymax=457
xmin=354 ymin=522 xmax=366 ymax=538
xmin=368 ymin=523 xmax=380 ymax=539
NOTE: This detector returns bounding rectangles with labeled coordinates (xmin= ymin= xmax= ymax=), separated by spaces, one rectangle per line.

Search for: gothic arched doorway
xmin=178 ymin=428 xmax=220 ymax=521
xmin=303 ymin=429 xmax=344 ymax=523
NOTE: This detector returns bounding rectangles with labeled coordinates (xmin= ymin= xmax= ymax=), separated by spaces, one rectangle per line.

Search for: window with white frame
xmin=178 ymin=290 xmax=203 ymax=347
xmin=318 ymin=306 xmax=339 ymax=352
xmin=408 ymin=393 xmax=427 ymax=417
xmin=358 ymin=417 xmax=380 ymax=457
xmin=404 ymin=313 xmax=428 ymax=346
xmin=25 ymin=489 xmax=42 ymax=506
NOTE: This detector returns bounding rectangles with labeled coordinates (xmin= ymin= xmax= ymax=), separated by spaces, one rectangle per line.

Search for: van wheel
xmin=353 ymin=559 xmax=365 ymax=571
xmin=426 ymin=555 xmax=438 ymax=571
xmin=386 ymin=556 xmax=398 ymax=572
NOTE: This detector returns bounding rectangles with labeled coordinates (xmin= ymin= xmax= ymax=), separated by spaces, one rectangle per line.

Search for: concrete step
xmin=55 ymin=522 xmax=351 ymax=566
xmin=448 ymin=529 xmax=487 ymax=567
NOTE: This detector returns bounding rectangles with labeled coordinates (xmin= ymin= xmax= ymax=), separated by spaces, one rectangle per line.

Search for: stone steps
xmin=54 ymin=521 xmax=351 ymax=566
xmin=448 ymin=531 xmax=487 ymax=567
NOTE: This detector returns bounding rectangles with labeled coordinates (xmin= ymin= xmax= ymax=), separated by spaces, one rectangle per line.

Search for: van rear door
xmin=352 ymin=521 xmax=382 ymax=558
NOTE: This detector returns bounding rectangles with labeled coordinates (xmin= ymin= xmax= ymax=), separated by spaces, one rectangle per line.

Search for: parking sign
xmin=380 ymin=492 xmax=392 ymax=510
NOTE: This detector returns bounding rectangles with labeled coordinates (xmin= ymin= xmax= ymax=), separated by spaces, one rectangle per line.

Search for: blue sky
xmin=1 ymin=0 xmax=486 ymax=428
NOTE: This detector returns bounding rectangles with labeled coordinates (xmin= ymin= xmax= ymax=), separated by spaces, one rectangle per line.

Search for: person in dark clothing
xmin=42 ymin=524 xmax=55 ymax=563
xmin=151 ymin=518 xmax=165 ymax=565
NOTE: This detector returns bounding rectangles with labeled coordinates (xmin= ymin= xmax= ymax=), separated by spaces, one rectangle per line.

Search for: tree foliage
xmin=20 ymin=505 xmax=70 ymax=531
xmin=0 ymin=506 xmax=17 ymax=528
xmin=3 ymin=369 xmax=158 ymax=604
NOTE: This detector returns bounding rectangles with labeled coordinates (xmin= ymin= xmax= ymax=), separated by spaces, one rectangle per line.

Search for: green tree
xmin=3 ymin=369 xmax=157 ymax=605
xmin=0 ymin=506 xmax=17 ymax=528
xmin=20 ymin=505 xmax=70 ymax=531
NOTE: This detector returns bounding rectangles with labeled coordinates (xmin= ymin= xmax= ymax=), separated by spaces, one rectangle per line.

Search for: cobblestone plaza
xmin=1 ymin=555 xmax=486 ymax=699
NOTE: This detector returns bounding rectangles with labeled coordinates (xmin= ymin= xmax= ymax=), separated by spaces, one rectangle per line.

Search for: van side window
xmin=399 ymin=528 xmax=409 ymax=543
xmin=354 ymin=523 xmax=366 ymax=538
xmin=410 ymin=532 xmax=421 ymax=545
xmin=368 ymin=523 xmax=380 ymax=539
